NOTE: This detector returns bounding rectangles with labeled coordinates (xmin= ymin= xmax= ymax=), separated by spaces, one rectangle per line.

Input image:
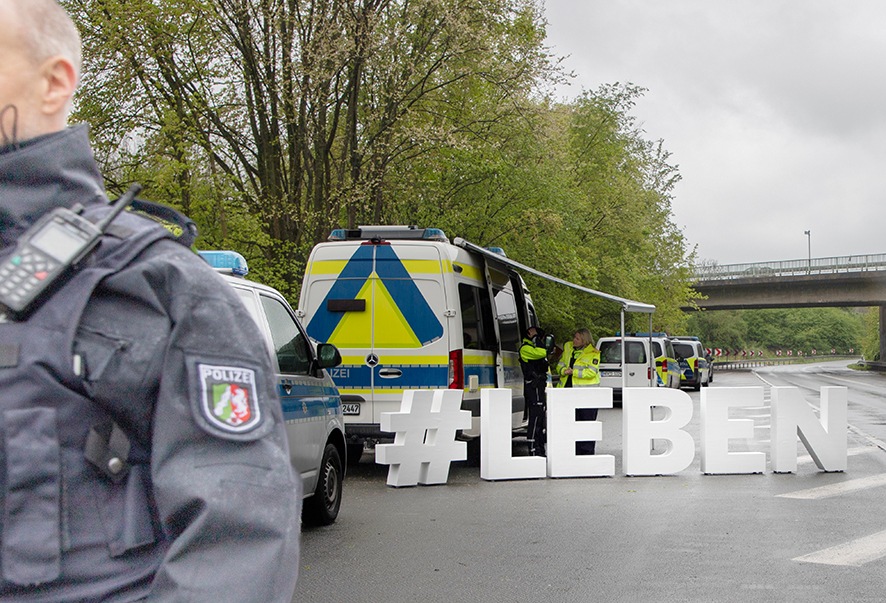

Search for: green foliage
xmin=64 ymin=0 xmax=699 ymax=324
xmin=861 ymin=307 xmax=880 ymax=360
xmin=686 ymin=307 xmax=865 ymax=356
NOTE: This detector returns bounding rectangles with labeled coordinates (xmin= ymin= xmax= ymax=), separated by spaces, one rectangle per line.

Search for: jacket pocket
xmin=2 ymin=407 xmax=61 ymax=585
xmin=73 ymin=326 xmax=131 ymax=385
xmin=95 ymin=463 xmax=159 ymax=557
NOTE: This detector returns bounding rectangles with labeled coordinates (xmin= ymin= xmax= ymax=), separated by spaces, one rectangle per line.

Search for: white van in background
xmin=595 ymin=333 xmax=680 ymax=397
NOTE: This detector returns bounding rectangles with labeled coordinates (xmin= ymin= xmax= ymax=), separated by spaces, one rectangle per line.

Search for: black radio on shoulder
xmin=0 ymin=183 xmax=141 ymax=319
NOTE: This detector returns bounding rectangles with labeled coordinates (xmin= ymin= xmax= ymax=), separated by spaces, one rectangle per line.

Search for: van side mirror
xmin=316 ymin=343 xmax=342 ymax=369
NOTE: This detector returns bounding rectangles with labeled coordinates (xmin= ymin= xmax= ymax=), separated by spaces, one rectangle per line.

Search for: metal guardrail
xmin=713 ymin=355 xmax=861 ymax=370
xmin=694 ymin=254 xmax=886 ymax=282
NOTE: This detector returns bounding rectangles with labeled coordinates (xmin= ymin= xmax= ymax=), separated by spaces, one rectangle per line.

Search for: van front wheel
xmin=304 ymin=443 xmax=343 ymax=526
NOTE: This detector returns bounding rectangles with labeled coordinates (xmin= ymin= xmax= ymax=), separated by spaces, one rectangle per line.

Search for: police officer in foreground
xmin=0 ymin=1 xmax=301 ymax=601
xmin=520 ymin=326 xmax=554 ymax=456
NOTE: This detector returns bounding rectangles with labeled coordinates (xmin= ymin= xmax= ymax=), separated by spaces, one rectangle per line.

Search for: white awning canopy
xmin=453 ymin=238 xmax=656 ymax=314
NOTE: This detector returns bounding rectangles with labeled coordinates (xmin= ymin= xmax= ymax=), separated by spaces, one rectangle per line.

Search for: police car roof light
xmin=198 ymin=250 xmax=249 ymax=276
xmin=486 ymin=246 xmax=508 ymax=257
xmin=327 ymin=225 xmax=449 ymax=242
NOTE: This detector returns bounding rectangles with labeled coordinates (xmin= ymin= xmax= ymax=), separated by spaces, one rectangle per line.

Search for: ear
xmin=39 ymin=55 xmax=77 ymax=118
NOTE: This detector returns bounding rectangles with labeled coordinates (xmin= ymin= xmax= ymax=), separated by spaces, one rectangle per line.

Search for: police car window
xmin=527 ymin=304 xmax=538 ymax=331
xmin=653 ymin=342 xmax=664 ymax=357
xmin=492 ymin=286 xmax=520 ymax=351
xmin=458 ymin=283 xmax=496 ymax=351
xmin=673 ymin=343 xmax=693 ymax=359
xmin=458 ymin=284 xmax=480 ymax=349
xmin=259 ymin=295 xmax=311 ymax=375
xmin=600 ymin=341 xmax=646 ymax=364
xmin=599 ymin=341 xmax=621 ymax=363
xmin=233 ymin=286 xmax=263 ymax=329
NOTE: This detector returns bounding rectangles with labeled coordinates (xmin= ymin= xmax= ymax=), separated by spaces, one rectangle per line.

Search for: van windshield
xmin=599 ymin=340 xmax=647 ymax=364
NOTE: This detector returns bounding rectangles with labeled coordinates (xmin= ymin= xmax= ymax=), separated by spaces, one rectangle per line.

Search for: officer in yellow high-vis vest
xmin=520 ymin=326 xmax=553 ymax=456
xmin=556 ymin=328 xmax=601 ymax=455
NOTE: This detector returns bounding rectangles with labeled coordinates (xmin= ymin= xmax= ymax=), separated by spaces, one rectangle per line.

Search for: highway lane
xmin=755 ymin=360 xmax=886 ymax=450
xmin=294 ymin=362 xmax=886 ymax=602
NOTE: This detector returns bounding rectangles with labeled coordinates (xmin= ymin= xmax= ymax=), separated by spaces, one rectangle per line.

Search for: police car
xmin=199 ymin=250 xmax=347 ymax=525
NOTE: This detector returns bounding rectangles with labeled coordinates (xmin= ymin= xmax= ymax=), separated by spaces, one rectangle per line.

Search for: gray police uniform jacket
xmin=0 ymin=126 xmax=301 ymax=602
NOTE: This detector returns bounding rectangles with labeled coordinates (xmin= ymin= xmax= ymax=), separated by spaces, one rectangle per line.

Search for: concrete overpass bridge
xmin=690 ymin=252 xmax=886 ymax=359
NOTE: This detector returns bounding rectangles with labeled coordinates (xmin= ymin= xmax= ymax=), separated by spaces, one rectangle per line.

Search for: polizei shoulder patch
xmin=198 ymin=363 xmax=262 ymax=434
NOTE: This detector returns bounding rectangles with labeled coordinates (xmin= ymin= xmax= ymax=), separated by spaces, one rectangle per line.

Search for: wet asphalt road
xmin=294 ymin=362 xmax=886 ymax=602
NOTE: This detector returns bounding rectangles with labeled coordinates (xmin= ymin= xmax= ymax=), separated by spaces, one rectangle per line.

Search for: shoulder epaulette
xmin=128 ymin=199 xmax=199 ymax=248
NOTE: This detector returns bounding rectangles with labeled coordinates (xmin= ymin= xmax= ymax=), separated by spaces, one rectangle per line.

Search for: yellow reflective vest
xmin=556 ymin=342 xmax=601 ymax=387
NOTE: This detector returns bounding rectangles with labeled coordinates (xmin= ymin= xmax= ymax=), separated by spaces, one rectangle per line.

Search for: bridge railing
xmin=694 ymin=253 xmax=886 ymax=281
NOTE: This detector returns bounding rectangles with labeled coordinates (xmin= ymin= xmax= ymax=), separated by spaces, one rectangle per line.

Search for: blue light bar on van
xmin=421 ymin=228 xmax=448 ymax=241
xmin=198 ymin=250 xmax=249 ymax=276
xmin=486 ymin=246 xmax=507 ymax=257
xmin=619 ymin=331 xmax=669 ymax=338
xmin=327 ymin=226 xmax=449 ymax=242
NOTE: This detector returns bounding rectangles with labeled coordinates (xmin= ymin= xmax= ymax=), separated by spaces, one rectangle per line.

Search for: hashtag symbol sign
xmin=376 ymin=389 xmax=472 ymax=487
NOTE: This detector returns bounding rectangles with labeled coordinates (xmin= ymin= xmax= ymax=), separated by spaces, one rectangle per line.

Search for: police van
xmin=200 ymin=250 xmax=347 ymax=525
xmin=296 ymin=226 xmax=538 ymax=458
xmin=596 ymin=333 xmax=680 ymax=396
xmin=671 ymin=336 xmax=712 ymax=390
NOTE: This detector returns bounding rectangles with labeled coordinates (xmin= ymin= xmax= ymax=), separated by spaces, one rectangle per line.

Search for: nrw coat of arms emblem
xmin=198 ymin=363 xmax=261 ymax=433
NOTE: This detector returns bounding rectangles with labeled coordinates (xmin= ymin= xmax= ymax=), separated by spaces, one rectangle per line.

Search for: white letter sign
xmin=700 ymin=387 xmax=766 ymax=474
xmin=546 ymin=387 xmax=615 ymax=478
xmin=480 ymin=389 xmax=546 ymax=481
xmin=771 ymin=386 xmax=847 ymax=473
xmin=377 ymin=389 xmax=472 ymax=487
xmin=623 ymin=388 xmax=695 ymax=476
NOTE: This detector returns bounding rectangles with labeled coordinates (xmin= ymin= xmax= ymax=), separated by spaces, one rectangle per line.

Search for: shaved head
xmin=0 ymin=0 xmax=81 ymax=142
xmin=2 ymin=1 xmax=81 ymax=74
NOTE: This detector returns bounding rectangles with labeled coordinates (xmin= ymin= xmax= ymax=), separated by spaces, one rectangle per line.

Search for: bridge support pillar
xmin=880 ymin=306 xmax=886 ymax=361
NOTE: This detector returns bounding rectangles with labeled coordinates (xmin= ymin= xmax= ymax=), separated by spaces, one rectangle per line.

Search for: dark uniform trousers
xmin=525 ymin=377 xmax=547 ymax=456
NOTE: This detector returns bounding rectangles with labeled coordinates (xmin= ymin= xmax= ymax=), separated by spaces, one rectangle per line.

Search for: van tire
xmin=304 ymin=443 xmax=343 ymax=526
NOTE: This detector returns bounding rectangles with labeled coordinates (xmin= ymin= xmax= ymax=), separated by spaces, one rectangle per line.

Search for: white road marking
xmin=797 ymin=446 xmax=876 ymax=465
xmin=778 ymin=473 xmax=886 ymax=500
xmin=848 ymin=424 xmax=886 ymax=453
xmin=794 ymin=529 xmax=886 ymax=566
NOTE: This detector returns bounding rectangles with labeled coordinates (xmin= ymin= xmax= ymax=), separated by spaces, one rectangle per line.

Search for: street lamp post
xmin=804 ymin=230 xmax=811 ymax=273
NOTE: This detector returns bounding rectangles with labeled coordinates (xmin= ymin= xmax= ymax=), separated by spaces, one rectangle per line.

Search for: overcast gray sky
xmin=542 ymin=0 xmax=886 ymax=266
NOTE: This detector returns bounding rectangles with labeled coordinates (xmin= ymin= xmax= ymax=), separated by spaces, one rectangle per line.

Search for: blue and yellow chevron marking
xmin=306 ymin=246 xmax=443 ymax=348
xmin=679 ymin=357 xmax=697 ymax=380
